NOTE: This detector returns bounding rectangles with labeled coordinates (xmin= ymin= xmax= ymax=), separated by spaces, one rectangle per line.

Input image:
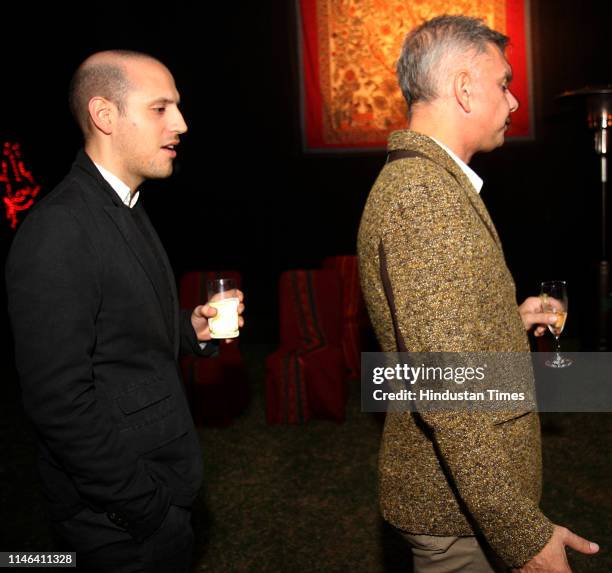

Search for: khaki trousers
xmin=402 ymin=533 xmax=509 ymax=573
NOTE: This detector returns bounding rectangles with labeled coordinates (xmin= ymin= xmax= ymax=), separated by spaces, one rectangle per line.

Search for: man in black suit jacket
xmin=6 ymin=50 xmax=244 ymax=572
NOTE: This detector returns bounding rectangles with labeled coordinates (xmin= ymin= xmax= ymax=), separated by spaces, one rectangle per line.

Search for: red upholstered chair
xmin=265 ymin=269 xmax=346 ymax=424
xmin=179 ymin=270 xmax=248 ymax=426
xmin=322 ymin=255 xmax=370 ymax=379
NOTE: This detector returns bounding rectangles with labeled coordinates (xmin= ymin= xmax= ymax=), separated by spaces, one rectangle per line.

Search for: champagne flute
xmin=540 ymin=280 xmax=572 ymax=368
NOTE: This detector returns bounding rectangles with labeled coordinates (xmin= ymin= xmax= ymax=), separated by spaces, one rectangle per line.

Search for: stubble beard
xmin=143 ymin=154 xmax=174 ymax=181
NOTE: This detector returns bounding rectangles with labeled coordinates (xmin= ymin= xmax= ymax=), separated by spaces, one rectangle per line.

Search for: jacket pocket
xmin=116 ymin=380 xmax=171 ymax=415
xmin=114 ymin=378 xmax=175 ymax=433
xmin=113 ymin=378 xmax=189 ymax=455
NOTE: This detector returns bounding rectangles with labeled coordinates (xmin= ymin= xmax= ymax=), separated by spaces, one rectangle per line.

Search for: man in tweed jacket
xmin=357 ymin=15 xmax=599 ymax=572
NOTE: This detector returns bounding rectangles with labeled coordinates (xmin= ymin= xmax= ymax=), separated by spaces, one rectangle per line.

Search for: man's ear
xmin=87 ymin=97 xmax=115 ymax=135
xmin=454 ymin=70 xmax=472 ymax=113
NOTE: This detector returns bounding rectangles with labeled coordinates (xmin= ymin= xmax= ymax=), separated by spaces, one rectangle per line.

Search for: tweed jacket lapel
xmin=388 ymin=130 xmax=503 ymax=252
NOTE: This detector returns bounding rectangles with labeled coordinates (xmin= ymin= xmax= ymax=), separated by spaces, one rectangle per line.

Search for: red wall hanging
xmin=298 ymin=0 xmax=533 ymax=151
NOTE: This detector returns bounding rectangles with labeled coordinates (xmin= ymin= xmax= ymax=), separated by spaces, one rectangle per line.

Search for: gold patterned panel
xmin=316 ymin=0 xmax=507 ymax=145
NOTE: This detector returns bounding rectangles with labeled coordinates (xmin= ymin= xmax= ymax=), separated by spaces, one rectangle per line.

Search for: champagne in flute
xmin=546 ymin=308 xmax=567 ymax=338
xmin=540 ymin=281 xmax=572 ymax=368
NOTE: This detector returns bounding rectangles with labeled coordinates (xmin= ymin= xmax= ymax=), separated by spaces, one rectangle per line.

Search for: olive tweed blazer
xmin=357 ymin=130 xmax=553 ymax=567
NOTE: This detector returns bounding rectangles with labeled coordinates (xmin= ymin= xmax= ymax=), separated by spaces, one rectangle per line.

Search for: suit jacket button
xmin=107 ymin=512 xmax=128 ymax=528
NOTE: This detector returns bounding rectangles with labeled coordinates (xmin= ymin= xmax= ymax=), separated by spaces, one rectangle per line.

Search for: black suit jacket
xmin=6 ymin=150 xmax=213 ymax=540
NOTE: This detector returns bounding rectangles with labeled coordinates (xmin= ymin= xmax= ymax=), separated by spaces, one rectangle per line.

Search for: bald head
xmin=68 ymin=50 xmax=161 ymax=137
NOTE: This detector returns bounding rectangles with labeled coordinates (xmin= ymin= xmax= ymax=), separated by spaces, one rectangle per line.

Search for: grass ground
xmin=1 ymin=345 xmax=609 ymax=572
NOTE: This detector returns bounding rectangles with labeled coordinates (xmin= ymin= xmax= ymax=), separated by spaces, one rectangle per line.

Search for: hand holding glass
xmin=207 ymin=278 xmax=240 ymax=339
xmin=540 ymin=280 xmax=572 ymax=368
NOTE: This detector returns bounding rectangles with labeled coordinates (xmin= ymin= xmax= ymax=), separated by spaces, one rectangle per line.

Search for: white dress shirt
xmin=431 ymin=137 xmax=483 ymax=194
xmin=94 ymin=163 xmax=140 ymax=207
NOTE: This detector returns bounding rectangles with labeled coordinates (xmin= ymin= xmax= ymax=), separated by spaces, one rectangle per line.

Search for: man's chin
xmin=481 ymin=137 xmax=505 ymax=153
xmin=493 ymin=130 xmax=507 ymax=149
xmin=146 ymin=165 xmax=174 ymax=180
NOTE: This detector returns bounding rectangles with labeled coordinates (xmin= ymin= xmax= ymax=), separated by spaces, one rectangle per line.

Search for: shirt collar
xmin=430 ymin=137 xmax=483 ymax=194
xmin=93 ymin=163 xmax=140 ymax=208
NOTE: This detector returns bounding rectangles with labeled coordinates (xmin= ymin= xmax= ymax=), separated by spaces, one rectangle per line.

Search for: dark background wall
xmin=1 ymin=0 xmax=610 ymax=347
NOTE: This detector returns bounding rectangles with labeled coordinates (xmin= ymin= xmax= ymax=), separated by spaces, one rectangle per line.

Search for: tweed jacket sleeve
xmin=358 ymin=131 xmax=554 ymax=567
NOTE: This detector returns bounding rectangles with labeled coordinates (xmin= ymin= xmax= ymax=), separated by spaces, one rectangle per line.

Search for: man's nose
xmin=508 ymin=89 xmax=519 ymax=113
xmin=172 ymin=108 xmax=188 ymax=134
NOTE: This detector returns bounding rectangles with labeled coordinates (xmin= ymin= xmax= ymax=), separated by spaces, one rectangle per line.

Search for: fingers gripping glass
xmin=540 ymin=280 xmax=572 ymax=368
xmin=207 ymin=278 xmax=240 ymax=339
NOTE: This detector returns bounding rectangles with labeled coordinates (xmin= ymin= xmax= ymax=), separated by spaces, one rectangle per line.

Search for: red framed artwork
xmin=297 ymin=0 xmax=533 ymax=151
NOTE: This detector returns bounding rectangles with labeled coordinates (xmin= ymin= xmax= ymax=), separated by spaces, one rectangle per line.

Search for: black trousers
xmin=53 ymin=505 xmax=193 ymax=573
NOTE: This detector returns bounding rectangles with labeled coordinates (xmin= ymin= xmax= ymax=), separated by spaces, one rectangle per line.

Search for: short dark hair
xmin=68 ymin=50 xmax=153 ymax=136
xmin=397 ymin=15 xmax=509 ymax=106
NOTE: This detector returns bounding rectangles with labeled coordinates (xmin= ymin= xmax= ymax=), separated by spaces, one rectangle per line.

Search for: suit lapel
xmin=132 ymin=205 xmax=181 ymax=353
xmin=71 ymin=150 xmax=178 ymax=349
xmin=389 ymin=132 xmax=503 ymax=252
xmin=442 ymin=161 xmax=503 ymax=252
xmin=103 ymin=205 xmax=176 ymax=346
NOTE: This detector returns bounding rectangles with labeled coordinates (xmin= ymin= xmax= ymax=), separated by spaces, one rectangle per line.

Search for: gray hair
xmin=397 ymin=15 xmax=509 ymax=106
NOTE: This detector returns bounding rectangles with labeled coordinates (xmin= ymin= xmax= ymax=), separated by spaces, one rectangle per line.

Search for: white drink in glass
xmin=208 ymin=296 xmax=240 ymax=339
